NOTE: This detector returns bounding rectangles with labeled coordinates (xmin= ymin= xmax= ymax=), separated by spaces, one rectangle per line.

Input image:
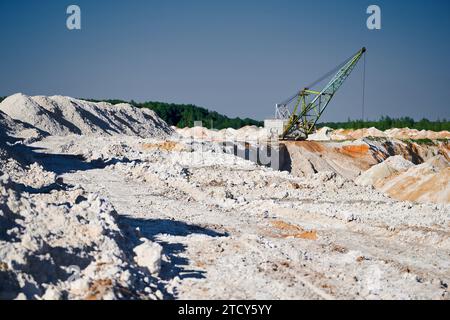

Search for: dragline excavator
xmin=269 ymin=47 xmax=366 ymax=140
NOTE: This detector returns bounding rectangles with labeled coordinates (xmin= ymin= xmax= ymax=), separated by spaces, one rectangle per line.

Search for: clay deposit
xmin=0 ymin=94 xmax=449 ymax=300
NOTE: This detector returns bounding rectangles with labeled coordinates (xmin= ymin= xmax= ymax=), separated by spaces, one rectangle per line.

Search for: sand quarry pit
xmin=0 ymin=93 xmax=449 ymax=300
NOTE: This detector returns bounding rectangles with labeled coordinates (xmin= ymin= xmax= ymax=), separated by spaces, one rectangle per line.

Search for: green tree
xmin=319 ymin=116 xmax=449 ymax=132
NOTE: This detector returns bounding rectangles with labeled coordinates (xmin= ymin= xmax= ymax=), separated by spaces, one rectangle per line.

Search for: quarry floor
xmin=29 ymin=136 xmax=450 ymax=299
xmin=1 ymin=94 xmax=448 ymax=300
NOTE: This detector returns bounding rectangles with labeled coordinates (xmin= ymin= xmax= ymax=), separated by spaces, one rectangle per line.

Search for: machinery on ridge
xmin=266 ymin=47 xmax=366 ymax=140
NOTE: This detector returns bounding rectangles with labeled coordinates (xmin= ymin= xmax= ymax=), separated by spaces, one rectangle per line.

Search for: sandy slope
xmin=0 ymin=93 xmax=174 ymax=138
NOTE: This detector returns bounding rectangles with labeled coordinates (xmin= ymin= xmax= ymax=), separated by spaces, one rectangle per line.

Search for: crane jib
xmin=276 ymin=47 xmax=366 ymax=140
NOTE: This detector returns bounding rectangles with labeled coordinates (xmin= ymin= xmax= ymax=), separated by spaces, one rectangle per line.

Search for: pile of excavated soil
xmin=307 ymin=127 xmax=334 ymax=141
xmin=0 ymin=110 xmax=45 ymax=144
xmin=175 ymin=126 xmax=450 ymax=142
xmin=355 ymin=156 xmax=415 ymax=186
xmin=327 ymin=127 xmax=449 ymax=141
xmin=175 ymin=125 xmax=270 ymax=141
xmin=0 ymin=131 xmax=164 ymax=300
xmin=331 ymin=127 xmax=387 ymax=140
xmin=0 ymin=94 xmax=174 ymax=138
xmin=375 ymin=156 xmax=450 ymax=204
xmin=385 ymin=128 xmax=450 ymax=140
xmin=286 ymin=139 xmax=449 ymax=203
xmin=353 ymin=153 xmax=450 ymax=204
xmin=0 ymin=111 xmax=26 ymax=137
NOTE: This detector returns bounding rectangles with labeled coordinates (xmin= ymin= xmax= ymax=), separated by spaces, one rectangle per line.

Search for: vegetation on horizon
xmin=87 ymin=99 xmax=263 ymax=130
xmin=319 ymin=116 xmax=449 ymax=132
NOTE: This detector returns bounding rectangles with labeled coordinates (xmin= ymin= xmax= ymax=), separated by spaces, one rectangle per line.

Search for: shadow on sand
xmin=120 ymin=217 xmax=228 ymax=298
xmin=8 ymin=142 xmax=136 ymax=177
xmin=5 ymin=142 xmax=229 ymax=299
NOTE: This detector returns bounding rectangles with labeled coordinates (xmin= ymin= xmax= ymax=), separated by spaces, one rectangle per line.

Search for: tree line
xmin=87 ymin=99 xmax=263 ymax=130
xmin=319 ymin=116 xmax=449 ymax=132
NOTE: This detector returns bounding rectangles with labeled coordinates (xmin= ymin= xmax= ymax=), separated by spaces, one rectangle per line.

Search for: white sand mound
xmin=176 ymin=125 xmax=270 ymax=141
xmin=0 ymin=171 xmax=160 ymax=299
xmin=0 ymin=110 xmax=46 ymax=143
xmin=325 ymin=127 xmax=450 ymax=141
xmin=0 ymin=111 xmax=17 ymax=142
xmin=356 ymin=154 xmax=449 ymax=203
xmin=177 ymin=124 xmax=449 ymax=142
xmin=178 ymin=126 xmax=218 ymax=140
xmin=327 ymin=127 xmax=387 ymax=141
xmin=384 ymin=128 xmax=450 ymax=140
xmin=355 ymin=155 xmax=414 ymax=186
xmin=425 ymin=154 xmax=449 ymax=169
xmin=308 ymin=127 xmax=332 ymax=141
xmin=378 ymin=158 xmax=450 ymax=204
xmin=364 ymin=127 xmax=386 ymax=138
xmin=0 ymin=128 xmax=163 ymax=299
xmin=0 ymin=93 xmax=174 ymax=138
xmin=0 ymin=94 xmax=72 ymax=136
xmin=0 ymin=110 xmax=25 ymax=135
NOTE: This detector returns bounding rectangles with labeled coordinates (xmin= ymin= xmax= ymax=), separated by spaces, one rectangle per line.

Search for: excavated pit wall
xmin=283 ymin=139 xmax=448 ymax=178
xmin=223 ymin=138 xmax=449 ymax=180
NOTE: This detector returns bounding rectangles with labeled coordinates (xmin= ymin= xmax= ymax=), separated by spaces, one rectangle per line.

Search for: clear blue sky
xmin=1 ymin=0 xmax=449 ymax=121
